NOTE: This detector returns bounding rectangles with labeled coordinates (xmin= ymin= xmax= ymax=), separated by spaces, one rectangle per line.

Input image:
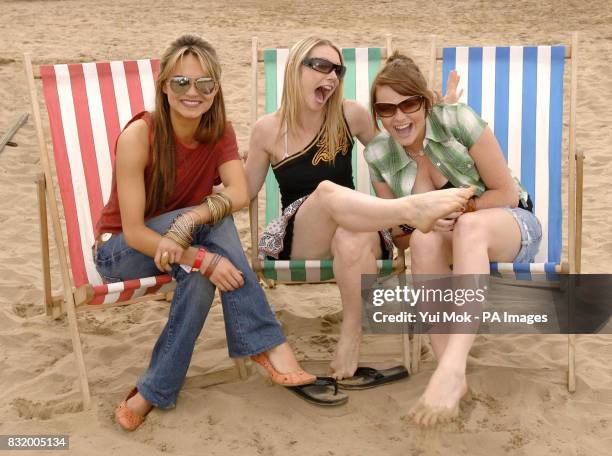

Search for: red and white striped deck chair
xmin=24 ymin=54 xmax=247 ymax=409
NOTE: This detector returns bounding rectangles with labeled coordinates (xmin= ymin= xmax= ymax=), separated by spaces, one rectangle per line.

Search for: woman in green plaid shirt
xmin=365 ymin=52 xmax=542 ymax=427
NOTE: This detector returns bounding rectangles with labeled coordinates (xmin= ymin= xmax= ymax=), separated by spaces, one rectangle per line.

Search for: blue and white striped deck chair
xmin=249 ymin=38 xmax=406 ymax=285
xmin=429 ymin=35 xmax=583 ymax=391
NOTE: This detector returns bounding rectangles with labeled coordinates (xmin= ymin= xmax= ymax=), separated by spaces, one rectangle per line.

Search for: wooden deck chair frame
xmin=410 ymin=33 xmax=583 ymax=391
xmin=248 ymin=35 xmax=418 ymax=372
xmin=24 ymin=54 xmax=248 ymax=410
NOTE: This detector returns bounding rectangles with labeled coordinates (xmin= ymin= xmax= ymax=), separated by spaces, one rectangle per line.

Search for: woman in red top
xmin=95 ymin=35 xmax=317 ymax=431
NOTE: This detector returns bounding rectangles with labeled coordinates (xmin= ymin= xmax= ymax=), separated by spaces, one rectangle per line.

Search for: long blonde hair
xmin=278 ymin=37 xmax=349 ymax=160
xmin=146 ymin=34 xmax=227 ymax=217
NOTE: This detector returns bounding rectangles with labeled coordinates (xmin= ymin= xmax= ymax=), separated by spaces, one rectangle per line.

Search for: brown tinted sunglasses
xmin=374 ymin=95 xmax=425 ymax=117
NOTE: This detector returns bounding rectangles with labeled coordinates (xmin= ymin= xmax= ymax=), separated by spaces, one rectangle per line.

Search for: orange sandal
xmin=115 ymin=387 xmax=152 ymax=431
xmin=250 ymin=353 xmax=316 ymax=386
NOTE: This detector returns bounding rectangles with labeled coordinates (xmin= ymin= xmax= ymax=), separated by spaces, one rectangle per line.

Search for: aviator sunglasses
xmin=374 ymin=95 xmax=425 ymax=117
xmin=302 ymin=57 xmax=347 ymax=79
xmin=168 ymin=76 xmax=217 ymax=95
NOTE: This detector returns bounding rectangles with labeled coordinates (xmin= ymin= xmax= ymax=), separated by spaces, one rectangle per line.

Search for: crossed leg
xmin=407 ymin=208 xmax=521 ymax=426
xmin=288 ymin=181 xmax=473 ymax=378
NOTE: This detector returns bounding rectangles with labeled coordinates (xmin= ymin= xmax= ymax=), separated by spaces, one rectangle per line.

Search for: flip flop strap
xmin=353 ymin=367 xmax=384 ymax=380
xmin=312 ymin=376 xmax=339 ymax=395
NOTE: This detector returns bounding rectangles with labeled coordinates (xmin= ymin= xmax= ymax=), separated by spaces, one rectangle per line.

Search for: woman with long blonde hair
xmin=246 ymin=37 xmax=473 ymax=383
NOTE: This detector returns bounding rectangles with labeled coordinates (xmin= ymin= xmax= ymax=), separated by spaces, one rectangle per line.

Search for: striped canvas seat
xmin=424 ymin=38 xmax=583 ymax=393
xmin=29 ymin=56 xmax=249 ymax=408
xmin=40 ymin=59 xmax=176 ymax=305
xmin=440 ymin=45 xmax=566 ymax=281
xmin=252 ymin=46 xmax=402 ymax=283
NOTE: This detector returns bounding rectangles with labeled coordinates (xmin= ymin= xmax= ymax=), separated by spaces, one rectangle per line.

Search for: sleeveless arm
xmin=245 ymin=116 xmax=274 ymax=201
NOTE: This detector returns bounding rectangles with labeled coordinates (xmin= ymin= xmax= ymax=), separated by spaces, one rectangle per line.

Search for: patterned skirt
xmin=258 ymin=195 xmax=394 ymax=260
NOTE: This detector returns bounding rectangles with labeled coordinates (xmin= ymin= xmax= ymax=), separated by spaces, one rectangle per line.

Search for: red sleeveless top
xmin=95 ymin=111 xmax=240 ymax=235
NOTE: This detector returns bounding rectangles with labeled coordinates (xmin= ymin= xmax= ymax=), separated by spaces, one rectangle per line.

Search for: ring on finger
xmin=160 ymin=251 xmax=169 ymax=268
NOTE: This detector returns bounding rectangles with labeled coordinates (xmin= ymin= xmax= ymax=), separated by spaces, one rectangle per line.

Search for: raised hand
xmin=442 ymin=70 xmax=463 ymax=104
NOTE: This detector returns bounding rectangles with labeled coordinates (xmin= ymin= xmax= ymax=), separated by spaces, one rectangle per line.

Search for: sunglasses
xmin=373 ymin=95 xmax=425 ymax=117
xmin=302 ymin=57 xmax=347 ymax=79
xmin=167 ymin=76 xmax=217 ymax=95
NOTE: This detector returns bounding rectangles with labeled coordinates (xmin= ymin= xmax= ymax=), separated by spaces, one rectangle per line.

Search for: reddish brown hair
xmin=370 ymin=51 xmax=438 ymax=130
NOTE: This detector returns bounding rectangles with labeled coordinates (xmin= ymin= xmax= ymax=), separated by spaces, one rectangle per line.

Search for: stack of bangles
xmin=191 ymin=247 xmax=222 ymax=278
xmin=162 ymin=192 xmax=233 ymax=249
xmin=204 ymin=192 xmax=232 ymax=225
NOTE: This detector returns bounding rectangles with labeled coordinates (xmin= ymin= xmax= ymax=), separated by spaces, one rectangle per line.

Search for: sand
xmin=0 ymin=0 xmax=610 ymax=454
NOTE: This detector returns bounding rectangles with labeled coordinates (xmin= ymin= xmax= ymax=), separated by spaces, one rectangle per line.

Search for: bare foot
xmin=126 ymin=392 xmax=153 ymax=417
xmin=266 ymin=342 xmax=303 ymax=374
xmin=403 ymin=187 xmax=474 ymax=233
xmin=406 ymin=364 xmax=469 ymax=427
xmin=328 ymin=327 xmax=362 ymax=379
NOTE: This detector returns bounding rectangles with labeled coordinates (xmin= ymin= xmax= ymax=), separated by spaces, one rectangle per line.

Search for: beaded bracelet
xmin=465 ymin=197 xmax=477 ymax=213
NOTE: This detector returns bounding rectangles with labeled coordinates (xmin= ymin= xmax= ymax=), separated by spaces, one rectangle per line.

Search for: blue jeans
xmin=95 ymin=209 xmax=286 ymax=408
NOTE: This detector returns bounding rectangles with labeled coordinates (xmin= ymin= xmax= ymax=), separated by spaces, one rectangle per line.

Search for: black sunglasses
xmin=168 ymin=76 xmax=217 ymax=95
xmin=374 ymin=95 xmax=425 ymax=117
xmin=302 ymin=57 xmax=347 ymax=79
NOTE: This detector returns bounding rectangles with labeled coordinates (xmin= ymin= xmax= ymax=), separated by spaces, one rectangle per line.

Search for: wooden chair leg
xmin=262 ymin=278 xmax=276 ymax=289
xmin=234 ymin=358 xmax=248 ymax=380
xmin=36 ymin=174 xmax=54 ymax=317
xmin=411 ymin=333 xmax=421 ymax=374
xmin=65 ymin=292 xmax=92 ymax=409
xmin=568 ymin=334 xmax=576 ymax=392
xmin=402 ymin=333 xmax=411 ymax=374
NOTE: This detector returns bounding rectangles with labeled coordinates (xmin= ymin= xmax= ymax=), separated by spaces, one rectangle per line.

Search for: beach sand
xmin=0 ymin=0 xmax=611 ymax=454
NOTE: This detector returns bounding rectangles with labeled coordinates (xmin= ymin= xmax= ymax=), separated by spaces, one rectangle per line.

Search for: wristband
xmin=191 ymin=247 xmax=207 ymax=272
xmin=393 ymin=231 xmax=412 ymax=239
xmin=204 ymin=253 xmax=223 ymax=278
xmin=398 ymin=224 xmax=416 ymax=234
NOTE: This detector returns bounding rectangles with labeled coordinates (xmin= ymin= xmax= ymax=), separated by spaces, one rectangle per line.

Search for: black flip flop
xmin=286 ymin=377 xmax=348 ymax=406
xmin=337 ymin=366 xmax=409 ymax=390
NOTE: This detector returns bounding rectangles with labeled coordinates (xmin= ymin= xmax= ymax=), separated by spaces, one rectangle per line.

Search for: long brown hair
xmin=278 ymin=37 xmax=350 ymax=162
xmin=370 ymin=51 xmax=438 ymax=130
xmin=146 ymin=34 xmax=227 ymax=217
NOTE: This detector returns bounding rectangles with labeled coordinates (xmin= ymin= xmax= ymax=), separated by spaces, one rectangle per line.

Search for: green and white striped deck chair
xmin=249 ymin=37 xmax=405 ymax=285
xmin=423 ymin=34 xmax=584 ymax=391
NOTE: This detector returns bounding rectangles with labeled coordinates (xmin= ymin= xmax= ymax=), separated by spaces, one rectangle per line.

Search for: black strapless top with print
xmin=273 ymin=122 xmax=355 ymax=210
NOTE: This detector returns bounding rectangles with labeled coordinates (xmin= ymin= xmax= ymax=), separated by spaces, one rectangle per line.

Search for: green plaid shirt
xmin=365 ymin=103 xmax=528 ymax=204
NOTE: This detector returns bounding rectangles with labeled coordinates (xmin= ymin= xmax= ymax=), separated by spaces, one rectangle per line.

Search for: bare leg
xmin=408 ymin=209 xmax=522 ymax=427
xmin=294 ymin=180 xmax=472 ymax=239
xmin=409 ymin=230 xmax=453 ymax=360
xmin=327 ymin=229 xmax=382 ymax=379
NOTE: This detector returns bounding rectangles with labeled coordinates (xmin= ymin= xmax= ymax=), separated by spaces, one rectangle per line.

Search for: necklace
xmin=406 ymin=149 xmax=424 ymax=160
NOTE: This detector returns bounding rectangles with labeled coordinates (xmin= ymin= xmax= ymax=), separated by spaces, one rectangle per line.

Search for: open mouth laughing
xmin=314 ymin=84 xmax=335 ymax=104
xmin=393 ymin=120 xmax=415 ymax=140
